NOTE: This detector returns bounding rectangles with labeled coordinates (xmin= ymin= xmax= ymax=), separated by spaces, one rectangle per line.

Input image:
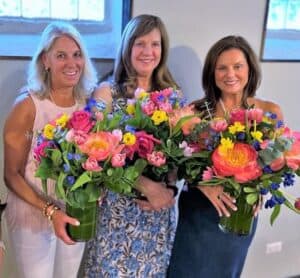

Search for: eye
xmin=74 ymin=51 xmax=82 ymax=58
xmin=234 ymin=64 xmax=243 ymax=70
xmin=152 ymin=41 xmax=161 ymax=47
xmin=216 ymin=66 xmax=226 ymax=71
xmin=57 ymin=53 xmax=65 ymax=59
xmin=134 ymin=41 xmax=144 ymax=47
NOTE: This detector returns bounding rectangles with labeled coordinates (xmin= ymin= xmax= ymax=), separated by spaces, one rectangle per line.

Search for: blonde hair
xmin=27 ymin=21 xmax=98 ymax=101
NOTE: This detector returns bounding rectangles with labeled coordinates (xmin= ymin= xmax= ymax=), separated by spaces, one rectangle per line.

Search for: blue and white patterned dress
xmin=82 ymin=85 xmax=176 ymax=278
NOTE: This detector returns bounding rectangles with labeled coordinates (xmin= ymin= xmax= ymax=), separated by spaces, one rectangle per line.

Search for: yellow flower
xmin=219 ymin=137 xmax=234 ymax=155
xmin=56 ymin=113 xmax=69 ymax=128
xmin=228 ymin=122 xmax=245 ymax=134
xmin=251 ymin=130 xmax=263 ymax=142
xmin=123 ymin=132 xmax=136 ymax=146
xmin=126 ymin=104 xmax=135 ymax=115
xmin=43 ymin=124 xmax=55 ymax=139
xmin=138 ymin=91 xmax=149 ymax=100
xmin=151 ymin=110 xmax=168 ymax=125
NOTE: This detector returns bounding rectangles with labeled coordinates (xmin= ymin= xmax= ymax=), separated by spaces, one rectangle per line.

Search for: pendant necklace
xmin=219 ymin=98 xmax=241 ymax=116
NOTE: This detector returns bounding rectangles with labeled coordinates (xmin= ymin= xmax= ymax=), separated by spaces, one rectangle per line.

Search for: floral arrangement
xmin=120 ymin=87 xmax=202 ymax=185
xmin=34 ymin=87 xmax=199 ymax=208
xmin=180 ymin=106 xmax=300 ymax=226
xmin=34 ymin=99 xmax=147 ymax=209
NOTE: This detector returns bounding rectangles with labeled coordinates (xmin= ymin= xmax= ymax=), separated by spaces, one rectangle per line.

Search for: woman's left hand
xmin=134 ymin=176 xmax=175 ymax=211
xmin=197 ymin=185 xmax=237 ymax=217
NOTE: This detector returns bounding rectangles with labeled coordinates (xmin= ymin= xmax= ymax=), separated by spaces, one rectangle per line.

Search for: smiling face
xmin=130 ymin=28 xmax=162 ymax=79
xmin=42 ymin=35 xmax=84 ymax=90
xmin=214 ymin=48 xmax=249 ymax=97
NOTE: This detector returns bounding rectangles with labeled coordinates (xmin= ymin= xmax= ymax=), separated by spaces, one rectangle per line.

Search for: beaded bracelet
xmin=47 ymin=206 xmax=60 ymax=221
xmin=42 ymin=201 xmax=53 ymax=217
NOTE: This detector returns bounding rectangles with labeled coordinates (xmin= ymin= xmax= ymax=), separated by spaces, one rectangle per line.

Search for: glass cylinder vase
xmin=218 ymin=191 xmax=254 ymax=236
xmin=66 ymin=201 xmax=98 ymax=241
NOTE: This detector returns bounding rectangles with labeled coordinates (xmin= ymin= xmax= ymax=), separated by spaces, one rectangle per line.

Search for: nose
xmin=142 ymin=44 xmax=152 ymax=54
xmin=226 ymin=67 xmax=235 ymax=77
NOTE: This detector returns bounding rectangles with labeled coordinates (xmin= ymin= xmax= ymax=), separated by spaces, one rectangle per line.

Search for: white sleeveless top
xmin=6 ymin=93 xmax=84 ymax=233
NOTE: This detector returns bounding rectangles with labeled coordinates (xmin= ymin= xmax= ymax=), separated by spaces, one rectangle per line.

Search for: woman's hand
xmin=51 ymin=210 xmax=79 ymax=245
xmin=135 ymin=176 xmax=175 ymax=211
xmin=197 ymin=185 xmax=237 ymax=217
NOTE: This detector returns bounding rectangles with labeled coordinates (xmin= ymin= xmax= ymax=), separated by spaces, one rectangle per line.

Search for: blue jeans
xmin=168 ymin=188 xmax=258 ymax=278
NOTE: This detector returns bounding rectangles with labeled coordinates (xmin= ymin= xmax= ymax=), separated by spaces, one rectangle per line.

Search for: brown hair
xmin=113 ymin=14 xmax=178 ymax=96
xmin=194 ymin=35 xmax=261 ymax=114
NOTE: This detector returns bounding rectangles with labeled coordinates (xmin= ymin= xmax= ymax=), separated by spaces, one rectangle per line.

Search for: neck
xmin=137 ymin=77 xmax=151 ymax=92
xmin=219 ymin=97 xmax=242 ymax=116
xmin=49 ymin=88 xmax=76 ymax=107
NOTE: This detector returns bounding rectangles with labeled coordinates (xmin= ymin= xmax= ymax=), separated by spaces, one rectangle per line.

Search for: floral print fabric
xmin=82 ymin=190 xmax=176 ymax=277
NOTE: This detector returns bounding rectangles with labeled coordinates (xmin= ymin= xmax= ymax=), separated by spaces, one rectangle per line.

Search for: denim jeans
xmin=168 ymin=188 xmax=258 ymax=278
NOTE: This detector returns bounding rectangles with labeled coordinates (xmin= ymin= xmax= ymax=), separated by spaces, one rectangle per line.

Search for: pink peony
xmin=212 ymin=142 xmax=262 ymax=183
xmin=68 ymin=110 xmax=94 ymax=133
xmin=111 ymin=153 xmax=126 ymax=167
xmin=65 ymin=129 xmax=89 ymax=145
xmin=79 ymin=131 xmax=124 ymax=161
xmin=82 ymin=157 xmax=103 ymax=172
xmin=147 ymin=151 xmax=166 ymax=167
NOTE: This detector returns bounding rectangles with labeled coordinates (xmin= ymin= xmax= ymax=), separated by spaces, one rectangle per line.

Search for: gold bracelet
xmin=47 ymin=206 xmax=60 ymax=221
xmin=42 ymin=201 xmax=53 ymax=217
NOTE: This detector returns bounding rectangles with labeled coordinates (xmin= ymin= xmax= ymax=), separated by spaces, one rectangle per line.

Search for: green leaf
xmin=246 ymin=193 xmax=258 ymax=205
xmin=70 ymin=172 xmax=92 ymax=191
xmin=270 ymin=205 xmax=281 ymax=225
xmin=50 ymin=149 xmax=62 ymax=167
xmin=57 ymin=172 xmax=67 ymax=200
xmin=243 ymin=187 xmax=257 ymax=193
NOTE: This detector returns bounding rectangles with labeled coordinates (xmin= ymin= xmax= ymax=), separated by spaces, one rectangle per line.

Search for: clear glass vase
xmin=66 ymin=201 xmax=98 ymax=241
xmin=218 ymin=191 xmax=254 ymax=236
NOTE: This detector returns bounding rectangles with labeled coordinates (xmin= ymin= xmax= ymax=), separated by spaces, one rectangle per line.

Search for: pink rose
xmin=202 ymin=167 xmax=214 ymax=181
xmin=68 ymin=110 xmax=94 ymax=133
xmin=33 ymin=141 xmax=52 ymax=162
xmin=147 ymin=151 xmax=166 ymax=167
xmin=82 ymin=157 xmax=102 ymax=171
xmin=111 ymin=153 xmax=126 ymax=167
xmin=135 ymin=131 xmax=161 ymax=159
xmin=158 ymin=102 xmax=173 ymax=113
xmin=230 ymin=109 xmax=246 ymax=124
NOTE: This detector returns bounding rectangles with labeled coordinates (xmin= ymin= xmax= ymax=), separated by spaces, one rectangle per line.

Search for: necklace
xmin=219 ymin=98 xmax=241 ymax=115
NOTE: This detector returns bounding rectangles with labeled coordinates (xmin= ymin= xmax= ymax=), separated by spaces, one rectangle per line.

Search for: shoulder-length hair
xmin=197 ymin=35 xmax=261 ymax=113
xmin=113 ymin=14 xmax=178 ymax=96
xmin=27 ymin=21 xmax=98 ymax=101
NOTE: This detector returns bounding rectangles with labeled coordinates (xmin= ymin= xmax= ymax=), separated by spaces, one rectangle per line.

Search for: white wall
xmin=1 ymin=0 xmax=300 ymax=277
xmin=134 ymin=1 xmax=300 ymax=278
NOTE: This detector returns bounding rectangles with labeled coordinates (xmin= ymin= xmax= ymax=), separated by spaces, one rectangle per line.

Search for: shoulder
xmin=251 ymin=98 xmax=283 ymax=121
xmin=4 ymin=92 xmax=35 ymax=128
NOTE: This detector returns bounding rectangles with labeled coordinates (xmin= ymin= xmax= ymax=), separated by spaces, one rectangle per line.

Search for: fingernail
xmin=226 ymin=213 xmax=231 ymax=217
xmin=232 ymin=206 xmax=237 ymax=211
xmin=232 ymin=199 xmax=236 ymax=203
xmin=75 ymin=221 xmax=80 ymax=226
